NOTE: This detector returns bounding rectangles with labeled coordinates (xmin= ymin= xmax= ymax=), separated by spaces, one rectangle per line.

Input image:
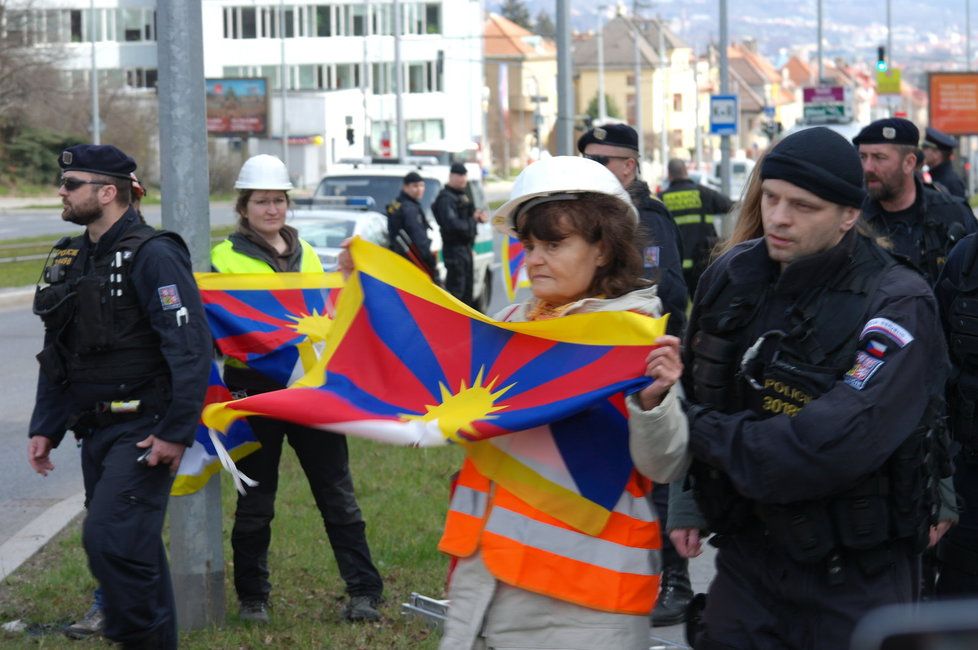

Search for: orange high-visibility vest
xmin=438 ymin=458 xmax=661 ymax=615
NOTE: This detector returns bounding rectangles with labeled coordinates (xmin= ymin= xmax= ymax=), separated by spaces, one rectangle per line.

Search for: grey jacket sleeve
xmin=627 ymin=385 xmax=690 ymax=483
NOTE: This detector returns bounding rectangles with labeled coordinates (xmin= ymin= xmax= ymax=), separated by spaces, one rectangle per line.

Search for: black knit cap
xmin=577 ymin=123 xmax=639 ymax=153
xmin=761 ymin=127 xmax=865 ymax=208
xmin=852 ymin=118 xmax=919 ymax=147
xmin=59 ymin=144 xmax=136 ymax=179
xmin=449 ymin=162 xmax=468 ymax=175
xmin=403 ymin=171 xmax=423 ymax=184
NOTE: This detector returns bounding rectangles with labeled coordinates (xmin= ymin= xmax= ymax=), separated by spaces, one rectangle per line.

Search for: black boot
xmin=651 ymin=558 xmax=693 ymax=627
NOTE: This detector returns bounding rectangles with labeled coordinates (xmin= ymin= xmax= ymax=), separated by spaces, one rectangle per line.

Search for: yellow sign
xmin=877 ymin=68 xmax=902 ymax=95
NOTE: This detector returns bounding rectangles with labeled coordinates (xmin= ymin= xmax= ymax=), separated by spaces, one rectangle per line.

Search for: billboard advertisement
xmin=928 ymin=72 xmax=978 ymax=136
xmin=206 ymin=78 xmax=268 ymax=136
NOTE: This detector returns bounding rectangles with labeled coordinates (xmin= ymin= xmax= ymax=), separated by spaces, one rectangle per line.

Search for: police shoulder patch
xmin=844 ymin=350 xmax=885 ymax=390
xmin=158 ymin=284 xmax=182 ymax=310
xmin=643 ymin=245 xmax=661 ymax=269
xmin=859 ymin=317 xmax=913 ymax=348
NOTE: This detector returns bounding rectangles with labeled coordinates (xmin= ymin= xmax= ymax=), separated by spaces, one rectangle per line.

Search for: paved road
xmin=0 ymin=202 xmax=237 ymax=241
xmin=0 ymin=299 xmax=83 ymax=551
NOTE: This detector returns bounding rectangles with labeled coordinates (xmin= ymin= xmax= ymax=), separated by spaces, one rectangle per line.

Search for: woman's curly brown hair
xmin=517 ymin=192 xmax=648 ymax=300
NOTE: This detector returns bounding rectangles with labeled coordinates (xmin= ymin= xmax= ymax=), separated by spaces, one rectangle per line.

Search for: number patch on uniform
xmin=844 ymin=351 xmax=885 ymax=390
xmin=157 ymin=284 xmax=182 ymax=310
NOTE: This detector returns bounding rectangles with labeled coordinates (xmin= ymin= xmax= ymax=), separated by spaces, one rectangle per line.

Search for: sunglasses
xmin=582 ymin=153 xmax=632 ymax=166
xmin=60 ymin=177 xmax=107 ymax=191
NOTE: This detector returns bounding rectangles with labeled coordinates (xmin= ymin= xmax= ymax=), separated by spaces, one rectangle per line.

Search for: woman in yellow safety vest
xmin=211 ymin=155 xmax=384 ymax=625
xmin=438 ymin=156 xmax=690 ymax=649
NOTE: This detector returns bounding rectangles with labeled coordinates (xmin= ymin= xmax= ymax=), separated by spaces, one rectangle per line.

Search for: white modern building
xmin=6 ymin=0 xmax=485 ymax=187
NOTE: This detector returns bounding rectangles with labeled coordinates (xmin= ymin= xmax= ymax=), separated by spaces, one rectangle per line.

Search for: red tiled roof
xmin=485 ymin=13 xmax=556 ymax=59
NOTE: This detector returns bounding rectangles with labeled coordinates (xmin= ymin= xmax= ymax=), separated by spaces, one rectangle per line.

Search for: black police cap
xmin=577 ymin=123 xmax=639 ymax=153
xmin=852 ymin=118 xmax=919 ymax=147
xmin=449 ymin=162 xmax=468 ymax=175
xmin=923 ymin=126 xmax=957 ymax=151
xmin=403 ymin=171 xmax=424 ymax=184
xmin=59 ymin=144 xmax=137 ymax=179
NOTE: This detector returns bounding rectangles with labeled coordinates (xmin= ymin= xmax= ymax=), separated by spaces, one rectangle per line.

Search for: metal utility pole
xmin=362 ymin=0 xmax=372 ymax=157
xmin=967 ymin=0 xmax=972 ymax=69
xmin=694 ymin=55 xmax=703 ymax=167
xmin=597 ymin=6 xmax=607 ymax=122
xmin=394 ymin=0 xmax=407 ymax=159
xmin=719 ymin=0 xmax=731 ymax=198
xmin=89 ymin=0 xmax=100 ymax=145
xmin=886 ymin=0 xmax=893 ymax=116
xmin=817 ymin=0 xmax=823 ymax=84
xmin=633 ymin=19 xmax=644 ymax=163
xmin=658 ymin=16 xmax=667 ymax=174
xmin=556 ymin=0 xmax=574 ymax=154
xmin=279 ymin=0 xmax=289 ymax=168
xmin=157 ymin=0 xmax=223 ymax=630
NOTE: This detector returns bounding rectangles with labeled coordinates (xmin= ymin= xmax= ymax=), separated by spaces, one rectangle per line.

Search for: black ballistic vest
xmin=34 ymin=222 xmax=174 ymax=395
xmin=689 ymin=233 xmax=942 ymax=566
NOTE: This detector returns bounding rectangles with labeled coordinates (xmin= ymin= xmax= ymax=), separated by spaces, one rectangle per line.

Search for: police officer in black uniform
xmin=577 ymin=124 xmax=688 ymax=337
xmin=577 ymin=123 xmax=691 ymax=627
xmin=27 ymin=144 xmax=211 ymax=649
xmin=659 ymin=158 xmax=734 ymax=297
xmin=923 ymin=126 xmax=967 ymax=199
xmin=856 ymin=118 xmax=976 ymax=286
xmin=387 ymin=171 xmax=438 ymax=280
xmin=432 ymin=162 xmax=485 ymax=307
xmin=934 ymin=234 xmax=978 ymax=596
xmin=670 ymin=127 xmax=950 ymax=648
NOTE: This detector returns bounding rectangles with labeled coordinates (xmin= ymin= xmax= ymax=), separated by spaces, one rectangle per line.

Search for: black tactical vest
xmin=945 ymin=238 xmax=978 ymax=451
xmin=34 ymin=222 xmax=176 ymax=390
xmin=689 ymin=233 xmax=940 ymax=564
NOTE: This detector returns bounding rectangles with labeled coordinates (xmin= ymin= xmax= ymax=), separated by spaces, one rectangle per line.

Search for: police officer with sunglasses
xmin=27 ymin=144 xmax=211 ymax=649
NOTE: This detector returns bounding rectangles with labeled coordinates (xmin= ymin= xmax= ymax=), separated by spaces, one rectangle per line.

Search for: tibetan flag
xmin=204 ymin=238 xmax=666 ymax=533
xmin=171 ymin=361 xmax=260 ymax=496
xmin=499 ymin=234 xmax=531 ymax=302
xmin=195 ymin=272 xmax=343 ymax=387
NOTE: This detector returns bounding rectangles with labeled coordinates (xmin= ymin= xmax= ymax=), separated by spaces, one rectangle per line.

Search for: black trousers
xmin=696 ymin=535 xmax=913 ymax=650
xmin=937 ymin=454 xmax=978 ymax=596
xmin=443 ymin=244 xmax=474 ymax=307
xmin=231 ymin=416 xmax=383 ymax=604
xmin=81 ymin=416 xmax=177 ymax=650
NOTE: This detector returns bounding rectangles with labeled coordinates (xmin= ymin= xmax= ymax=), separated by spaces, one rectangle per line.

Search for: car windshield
xmin=292 ymin=218 xmax=356 ymax=248
xmin=315 ymin=176 xmax=441 ymax=212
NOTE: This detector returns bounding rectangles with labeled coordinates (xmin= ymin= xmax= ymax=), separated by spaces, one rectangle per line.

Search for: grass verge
xmin=0 ymin=227 xmax=236 ymax=289
xmin=0 ymin=438 xmax=463 ymax=648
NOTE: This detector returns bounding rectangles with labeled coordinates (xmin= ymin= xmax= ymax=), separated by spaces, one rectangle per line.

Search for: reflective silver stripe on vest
xmin=613 ymin=490 xmax=657 ymax=523
xmin=447 ymin=484 xmax=488 ymax=519
xmin=484 ymin=507 xmax=657 ymax=576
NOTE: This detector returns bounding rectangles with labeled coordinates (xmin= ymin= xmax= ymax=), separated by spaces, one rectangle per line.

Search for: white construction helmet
xmin=492 ymin=156 xmax=637 ymax=237
xmin=234 ymin=154 xmax=293 ymax=190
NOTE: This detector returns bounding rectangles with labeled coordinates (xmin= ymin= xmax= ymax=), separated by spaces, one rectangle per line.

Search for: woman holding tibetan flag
xmin=438 ymin=156 xmax=690 ymax=649
xmin=210 ymin=155 xmax=384 ymax=624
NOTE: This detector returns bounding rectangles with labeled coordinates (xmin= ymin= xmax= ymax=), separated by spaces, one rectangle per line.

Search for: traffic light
xmin=876 ymin=46 xmax=887 ymax=72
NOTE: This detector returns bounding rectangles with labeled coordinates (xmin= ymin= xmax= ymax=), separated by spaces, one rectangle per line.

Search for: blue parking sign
xmin=710 ymin=95 xmax=738 ymax=135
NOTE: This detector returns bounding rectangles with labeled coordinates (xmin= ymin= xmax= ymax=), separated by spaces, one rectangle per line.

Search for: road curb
xmin=0 ymin=492 xmax=85 ymax=581
xmin=0 ymin=287 xmax=34 ymax=310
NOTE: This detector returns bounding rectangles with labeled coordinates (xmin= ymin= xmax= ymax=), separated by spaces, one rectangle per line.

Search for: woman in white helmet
xmin=435 ymin=156 xmax=690 ymax=649
xmin=211 ymin=155 xmax=385 ymax=624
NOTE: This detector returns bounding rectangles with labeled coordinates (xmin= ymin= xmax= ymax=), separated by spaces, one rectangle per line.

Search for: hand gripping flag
xmin=204 ymin=239 xmax=667 ymax=533
xmin=195 ymin=272 xmax=343 ymax=387
xmin=171 ymin=361 xmax=260 ymax=496
xmin=500 ymin=234 xmax=531 ymax=302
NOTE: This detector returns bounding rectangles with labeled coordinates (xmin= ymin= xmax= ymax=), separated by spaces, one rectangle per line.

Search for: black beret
xmin=852 ymin=118 xmax=919 ymax=147
xmin=577 ymin=123 xmax=639 ymax=153
xmin=923 ymin=126 xmax=957 ymax=151
xmin=761 ymin=127 xmax=865 ymax=208
xmin=449 ymin=162 xmax=468 ymax=175
xmin=59 ymin=144 xmax=136 ymax=179
xmin=403 ymin=171 xmax=424 ymax=184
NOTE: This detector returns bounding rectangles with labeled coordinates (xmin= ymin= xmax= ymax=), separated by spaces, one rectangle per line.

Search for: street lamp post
xmin=90 ymin=0 xmax=100 ymax=145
